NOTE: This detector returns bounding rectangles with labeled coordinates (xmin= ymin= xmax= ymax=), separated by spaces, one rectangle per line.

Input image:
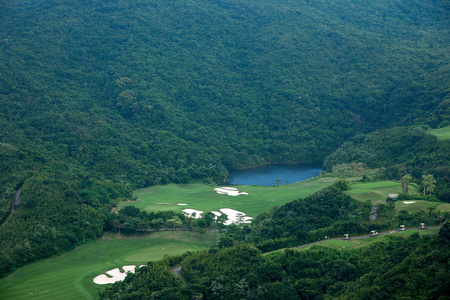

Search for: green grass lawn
xmin=429 ymin=125 xmax=450 ymax=140
xmin=294 ymin=229 xmax=439 ymax=252
xmin=395 ymin=200 xmax=450 ymax=213
xmin=121 ymin=178 xmax=336 ymax=218
xmin=345 ymin=181 xmax=419 ymax=204
xmin=0 ymin=231 xmax=216 ymax=300
xmin=264 ymin=229 xmax=440 ymax=258
xmin=313 ymin=229 xmax=438 ymax=250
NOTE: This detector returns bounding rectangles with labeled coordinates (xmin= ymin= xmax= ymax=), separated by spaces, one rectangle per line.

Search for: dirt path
xmin=170 ymin=265 xmax=182 ymax=277
xmin=3 ymin=189 xmax=21 ymax=224
xmin=369 ymin=201 xmax=386 ymax=221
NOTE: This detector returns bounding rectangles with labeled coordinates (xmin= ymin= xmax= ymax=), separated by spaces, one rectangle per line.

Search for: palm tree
xmin=422 ymin=174 xmax=436 ymax=196
xmin=401 ymin=174 xmax=413 ymax=195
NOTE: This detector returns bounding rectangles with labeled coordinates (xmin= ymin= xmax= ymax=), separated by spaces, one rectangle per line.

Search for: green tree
xmin=115 ymin=77 xmax=134 ymax=89
xmin=276 ymin=179 xmax=281 ymax=187
xmin=427 ymin=207 xmax=434 ymax=217
xmin=151 ymin=218 xmax=164 ymax=231
xmin=111 ymin=218 xmax=121 ymax=234
xmin=422 ymin=174 xmax=436 ymax=196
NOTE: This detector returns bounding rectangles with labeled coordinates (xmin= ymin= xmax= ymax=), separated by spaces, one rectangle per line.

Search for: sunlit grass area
xmin=345 ymin=181 xmax=418 ymax=204
xmin=429 ymin=125 xmax=450 ymax=140
xmin=120 ymin=178 xmax=336 ymax=218
xmin=395 ymin=200 xmax=450 ymax=213
xmin=0 ymin=232 xmax=216 ymax=300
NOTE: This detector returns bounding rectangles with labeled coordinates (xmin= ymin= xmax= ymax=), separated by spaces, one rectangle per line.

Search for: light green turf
xmin=429 ymin=125 xmax=450 ymax=140
xmin=0 ymin=231 xmax=216 ymax=300
xmin=295 ymin=229 xmax=439 ymax=252
xmin=395 ymin=200 xmax=450 ymax=213
xmin=264 ymin=229 xmax=440 ymax=258
xmin=121 ymin=179 xmax=336 ymax=218
xmin=345 ymin=181 xmax=419 ymax=204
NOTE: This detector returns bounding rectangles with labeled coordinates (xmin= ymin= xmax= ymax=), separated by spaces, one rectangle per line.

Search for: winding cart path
xmin=290 ymin=226 xmax=441 ymax=249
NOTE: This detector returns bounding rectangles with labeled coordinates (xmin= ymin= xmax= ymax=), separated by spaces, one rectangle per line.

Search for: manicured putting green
xmin=121 ymin=179 xmax=336 ymax=218
xmin=0 ymin=232 xmax=216 ymax=300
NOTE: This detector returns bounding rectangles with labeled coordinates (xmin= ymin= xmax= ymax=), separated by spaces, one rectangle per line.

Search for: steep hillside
xmin=323 ymin=126 xmax=450 ymax=201
xmin=99 ymin=223 xmax=450 ymax=299
xmin=0 ymin=0 xmax=449 ymax=276
xmin=1 ymin=0 xmax=449 ymax=187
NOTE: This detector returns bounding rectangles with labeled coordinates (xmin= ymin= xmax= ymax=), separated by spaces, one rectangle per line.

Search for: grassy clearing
xmin=395 ymin=200 xmax=450 ymax=213
xmin=264 ymin=229 xmax=440 ymax=259
xmin=429 ymin=125 xmax=450 ymax=140
xmin=0 ymin=231 xmax=216 ymax=300
xmin=295 ymin=229 xmax=439 ymax=252
xmin=345 ymin=181 xmax=450 ymax=214
xmin=121 ymin=178 xmax=336 ymax=218
xmin=345 ymin=181 xmax=419 ymax=204
xmin=123 ymin=179 xmax=449 ymax=221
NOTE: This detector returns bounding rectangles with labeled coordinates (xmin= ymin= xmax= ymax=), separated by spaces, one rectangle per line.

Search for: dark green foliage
xmin=323 ymin=126 xmax=450 ymax=202
xmin=0 ymin=172 xmax=114 ymax=277
xmin=100 ymin=233 xmax=450 ymax=299
xmin=323 ymin=126 xmax=447 ymax=171
xmin=245 ymin=182 xmax=372 ymax=249
xmin=1 ymin=0 xmax=449 ymax=281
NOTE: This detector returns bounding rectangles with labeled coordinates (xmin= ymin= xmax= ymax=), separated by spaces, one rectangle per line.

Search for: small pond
xmin=227 ymin=164 xmax=322 ymax=186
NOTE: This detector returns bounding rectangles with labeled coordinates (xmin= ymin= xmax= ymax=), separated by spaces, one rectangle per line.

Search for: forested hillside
xmin=323 ymin=126 xmax=450 ymax=202
xmin=1 ymin=0 xmax=449 ymax=187
xmin=0 ymin=0 xmax=449 ymax=277
xmin=99 ymin=221 xmax=450 ymax=299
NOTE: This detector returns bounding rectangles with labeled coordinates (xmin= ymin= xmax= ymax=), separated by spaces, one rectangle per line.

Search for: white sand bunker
xmin=94 ymin=265 xmax=139 ymax=285
xmin=183 ymin=208 xmax=252 ymax=225
xmin=219 ymin=208 xmax=253 ymax=225
xmin=214 ymin=187 xmax=248 ymax=196
xmin=403 ymin=201 xmax=416 ymax=204
xmin=182 ymin=209 xmax=203 ymax=218
xmin=211 ymin=211 xmax=222 ymax=218
xmin=177 ymin=203 xmax=187 ymax=206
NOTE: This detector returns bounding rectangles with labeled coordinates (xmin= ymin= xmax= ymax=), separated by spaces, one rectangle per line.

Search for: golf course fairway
xmin=120 ymin=179 xmax=336 ymax=218
xmin=0 ymin=231 xmax=216 ymax=300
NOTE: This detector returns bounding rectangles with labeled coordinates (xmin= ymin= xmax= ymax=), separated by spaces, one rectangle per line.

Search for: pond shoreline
xmin=227 ymin=163 xmax=323 ymax=186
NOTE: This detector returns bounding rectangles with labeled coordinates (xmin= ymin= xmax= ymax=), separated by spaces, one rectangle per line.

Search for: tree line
xmin=99 ymin=219 xmax=450 ymax=299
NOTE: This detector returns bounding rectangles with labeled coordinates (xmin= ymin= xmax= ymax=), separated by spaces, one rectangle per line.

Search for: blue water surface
xmin=227 ymin=164 xmax=322 ymax=186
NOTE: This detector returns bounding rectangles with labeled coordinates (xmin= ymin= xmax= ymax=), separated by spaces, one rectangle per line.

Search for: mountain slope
xmin=1 ymin=0 xmax=449 ymax=186
xmin=0 ymin=0 xmax=449 ymax=276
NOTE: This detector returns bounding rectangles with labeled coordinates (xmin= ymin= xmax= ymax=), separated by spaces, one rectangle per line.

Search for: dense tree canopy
xmin=99 ymin=224 xmax=450 ymax=299
xmin=323 ymin=126 xmax=450 ymax=202
xmin=0 ymin=0 xmax=449 ymax=277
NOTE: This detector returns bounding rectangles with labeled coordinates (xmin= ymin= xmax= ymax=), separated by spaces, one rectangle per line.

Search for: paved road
xmin=291 ymin=226 xmax=441 ymax=249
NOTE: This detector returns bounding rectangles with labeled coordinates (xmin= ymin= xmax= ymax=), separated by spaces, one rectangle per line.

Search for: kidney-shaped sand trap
xmin=214 ymin=187 xmax=248 ymax=196
xmin=94 ymin=265 xmax=145 ymax=284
